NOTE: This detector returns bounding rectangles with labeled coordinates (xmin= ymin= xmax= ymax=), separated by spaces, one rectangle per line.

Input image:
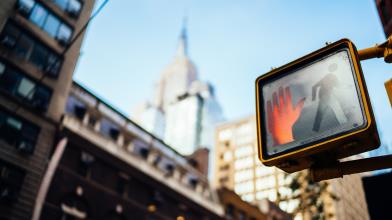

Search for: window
xmin=238 ymin=211 xmax=246 ymax=220
xmin=222 ymin=151 xmax=232 ymax=162
xmin=218 ymin=128 xmax=232 ymax=141
xmin=100 ymin=118 xmax=120 ymax=141
xmin=58 ymin=24 xmax=72 ymax=43
xmin=0 ymin=60 xmax=52 ymax=112
xmin=30 ymin=43 xmax=48 ymax=69
xmin=78 ymin=151 xmax=94 ymax=177
xmin=68 ymin=0 xmax=82 ymax=17
xmin=255 ymin=165 xmax=274 ymax=177
xmin=156 ymin=157 xmax=175 ymax=176
xmin=237 ymin=123 xmax=253 ymax=135
xmin=187 ymin=176 xmax=199 ymax=189
xmin=87 ymin=116 xmax=96 ymax=127
xmin=18 ymin=1 xmax=74 ymax=43
xmin=234 ymin=169 xmax=253 ymax=183
xmin=133 ymin=140 xmax=150 ymax=159
xmin=234 ymin=156 xmax=253 ymax=170
xmin=225 ymin=204 xmax=234 ymax=220
xmin=29 ymin=4 xmax=47 ymax=27
xmin=234 ymin=181 xmax=254 ymax=194
xmin=241 ymin=194 xmax=254 ymax=202
xmin=219 ymin=164 xmax=230 ymax=171
xmin=235 ymin=135 xmax=253 ymax=145
xmin=66 ymin=96 xmax=87 ymax=120
xmin=116 ymin=173 xmax=129 ymax=196
xmin=43 ymin=14 xmax=61 ymax=38
xmin=0 ymin=160 xmax=25 ymax=203
xmin=17 ymin=78 xmax=35 ymax=98
xmin=18 ymin=0 xmax=34 ymax=16
xmin=256 ymin=190 xmax=276 ymax=200
xmin=0 ymin=22 xmax=62 ymax=76
xmin=53 ymin=0 xmax=83 ymax=18
xmin=0 ymin=23 xmax=20 ymax=47
xmin=234 ymin=145 xmax=253 ymax=158
xmin=0 ymin=109 xmax=40 ymax=154
xmin=15 ymin=35 xmax=34 ymax=58
xmin=219 ymin=176 xmax=229 ymax=184
xmin=256 ymin=176 xmax=275 ymax=190
xmin=53 ymin=0 xmax=68 ymax=10
xmin=0 ymin=62 xmax=5 ymax=75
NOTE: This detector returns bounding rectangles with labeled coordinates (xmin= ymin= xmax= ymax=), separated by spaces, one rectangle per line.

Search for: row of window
xmin=0 ymin=159 xmax=25 ymax=204
xmin=61 ymin=146 xmax=203 ymax=218
xmin=52 ymin=0 xmax=83 ymax=18
xmin=0 ymin=60 xmax=52 ymax=112
xmin=234 ymin=156 xmax=254 ymax=170
xmin=234 ymin=169 xmax=253 ymax=183
xmin=66 ymin=96 xmax=122 ymax=141
xmin=20 ymin=0 xmax=82 ymax=18
xmin=0 ymin=22 xmax=62 ymax=77
xmin=18 ymin=0 xmax=73 ymax=44
xmin=65 ymin=96 xmax=208 ymax=192
xmin=0 ymin=108 xmax=40 ymax=155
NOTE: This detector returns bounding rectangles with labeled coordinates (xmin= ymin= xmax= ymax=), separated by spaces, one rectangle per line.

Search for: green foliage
xmin=278 ymin=171 xmax=339 ymax=220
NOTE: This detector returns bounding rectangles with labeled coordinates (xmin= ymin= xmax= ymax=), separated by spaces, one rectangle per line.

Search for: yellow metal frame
xmin=385 ymin=79 xmax=392 ymax=106
xmin=255 ymin=39 xmax=375 ymax=166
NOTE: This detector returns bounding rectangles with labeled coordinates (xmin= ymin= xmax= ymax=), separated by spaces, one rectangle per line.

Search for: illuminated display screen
xmin=259 ymin=48 xmax=366 ymax=158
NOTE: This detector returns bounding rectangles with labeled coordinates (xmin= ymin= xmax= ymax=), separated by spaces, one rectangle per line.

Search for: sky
xmin=74 ymin=0 xmax=392 ymax=148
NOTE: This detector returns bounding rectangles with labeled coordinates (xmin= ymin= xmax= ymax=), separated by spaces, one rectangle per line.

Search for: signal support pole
xmin=310 ymin=155 xmax=392 ymax=182
xmin=310 ymin=36 xmax=392 ymax=182
xmin=357 ymin=35 xmax=392 ymax=62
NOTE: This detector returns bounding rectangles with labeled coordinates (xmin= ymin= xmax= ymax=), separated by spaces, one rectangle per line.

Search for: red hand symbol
xmin=267 ymin=87 xmax=305 ymax=146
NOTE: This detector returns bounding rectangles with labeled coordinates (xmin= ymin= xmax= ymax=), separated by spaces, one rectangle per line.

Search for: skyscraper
xmin=214 ymin=115 xmax=370 ymax=220
xmin=134 ymin=22 xmax=224 ymax=160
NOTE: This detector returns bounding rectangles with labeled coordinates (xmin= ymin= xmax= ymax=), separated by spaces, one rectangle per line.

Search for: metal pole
xmin=357 ymin=35 xmax=392 ymax=62
xmin=32 ymin=137 xmax=68 ymax=220
xmin=310 ymin=155 xmax=392 ymax=182
xmin=357 ymin=46 xmax=384 ymax=61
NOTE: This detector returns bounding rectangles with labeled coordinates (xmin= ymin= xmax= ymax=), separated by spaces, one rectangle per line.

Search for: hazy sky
xmin=74 ymin=0 xmax=392 ymax=146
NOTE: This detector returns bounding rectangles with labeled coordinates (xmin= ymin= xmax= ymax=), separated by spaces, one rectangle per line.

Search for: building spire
xmin=176 ymin=16 xmax=188 ymax=57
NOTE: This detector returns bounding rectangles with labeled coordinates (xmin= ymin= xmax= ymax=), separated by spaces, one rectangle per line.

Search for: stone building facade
xmin=0 ymin=0 xmax=94 ymax=219
xmin=39 ymin=82 xmax=224 ymax=219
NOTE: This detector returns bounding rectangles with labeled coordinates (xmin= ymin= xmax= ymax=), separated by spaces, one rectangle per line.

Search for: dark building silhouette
xmin=362 ymin=172 xmax=392 ymax=220
xmin=0 ymin=0 xmax=95 ymax=219
xmin=375 ymin=0 xmax=392 ymax=37
xmin=218 ymin=187 xmax=291 ymax=220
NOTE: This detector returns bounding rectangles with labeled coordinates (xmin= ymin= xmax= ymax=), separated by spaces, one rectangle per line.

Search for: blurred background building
xmin=213 ymin=115 xmax=370 ymax=220
xmin=375 ymin=0 xmax=392 ymax=37
xmin=213 ymin=116 xmax=297 ymax=212
xmin=0 ymin=0 xmax=94 ymax=219
xmin=218 ymin=187 xmax=291 ymax=220
xmin=40 ymin=82 xmax=224 ymax=219
xmin=134 ymin=23 xmax=224 ymax=176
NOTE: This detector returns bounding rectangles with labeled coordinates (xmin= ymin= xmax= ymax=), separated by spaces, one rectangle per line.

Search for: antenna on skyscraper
xmin=177 ymin=11 xmax=188 ymax=57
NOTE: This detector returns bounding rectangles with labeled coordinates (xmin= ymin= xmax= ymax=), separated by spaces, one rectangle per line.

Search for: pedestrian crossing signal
xmin=255 ymin=39 xmax=380 ymax=173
